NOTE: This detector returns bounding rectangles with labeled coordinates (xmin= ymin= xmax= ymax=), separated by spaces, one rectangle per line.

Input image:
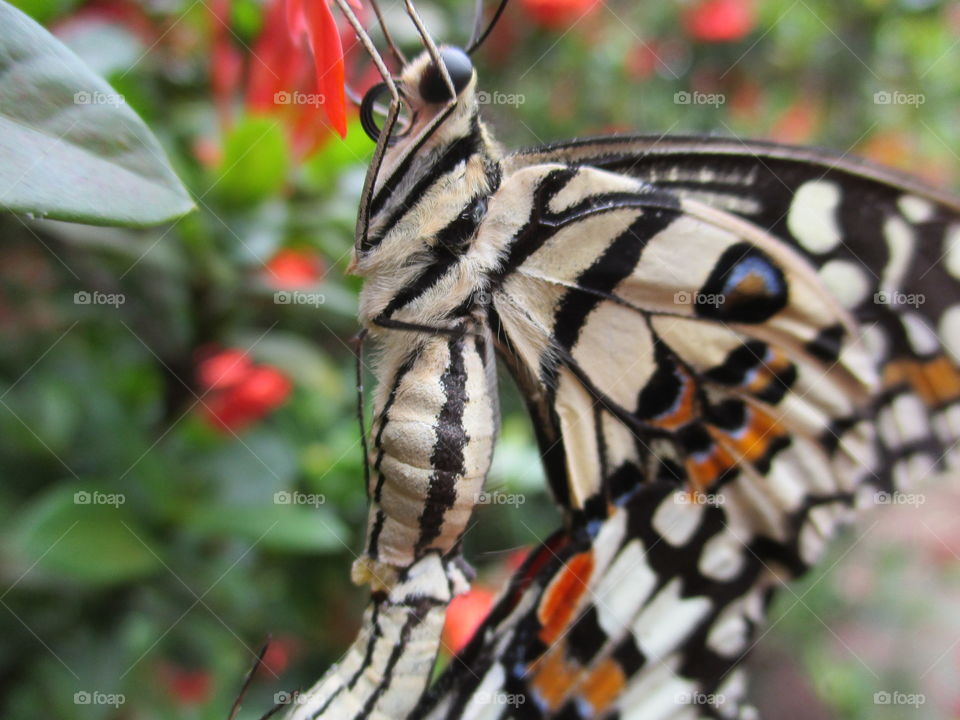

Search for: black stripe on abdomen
xmin=416 ymin=335 xmax=469 ymax=552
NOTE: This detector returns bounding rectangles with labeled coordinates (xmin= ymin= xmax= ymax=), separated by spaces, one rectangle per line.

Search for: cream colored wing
xmin=413 ymin=160 xmax=898 ymax=720
xmin=483 ymin=162 xmax=877 ymax=529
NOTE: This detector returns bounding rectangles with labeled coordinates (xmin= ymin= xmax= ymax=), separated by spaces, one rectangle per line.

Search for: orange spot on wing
xmin=718 ymin=407 xmax=784 ymax=463
xmin=921 ymin=355 xmax=960 ymax=404
xmin=685 ymin=441 xmax=735 ymax=491
xmin=529 ymin=644 xmax=581 ymax=711
xmin=537 ymin=552 xmax=594 ymax=647
xmin=884 ymin=356 xmax=960 ymax=406
xmin=652 ymin=369 xmax=697 ymax=430
xmin=577 ymin=657 xmax=626 ymax=714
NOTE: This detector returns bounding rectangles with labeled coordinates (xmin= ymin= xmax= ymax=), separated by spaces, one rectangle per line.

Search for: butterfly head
xmin=350 ymin=44 xmax=499 ymax=280
xmin=358 ymin=45 xmax=480 ymax=148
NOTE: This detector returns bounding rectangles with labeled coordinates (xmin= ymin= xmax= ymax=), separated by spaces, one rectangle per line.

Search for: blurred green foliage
xmin=1 ymin=0 xmax=959 ymax=718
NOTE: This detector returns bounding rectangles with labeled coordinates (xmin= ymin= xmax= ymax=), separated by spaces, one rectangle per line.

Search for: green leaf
xmin=0 ymin=1 xmax=194 ymax=226
xmin=184 ymin=502 xmax=349 ymax=554
xmin=8 ymin=0 xmax=79 ymax=25
xmin=8 ymin=485 xmax=162 ymax=585
xmin=212 ymin=116 xmax=288 ymax=207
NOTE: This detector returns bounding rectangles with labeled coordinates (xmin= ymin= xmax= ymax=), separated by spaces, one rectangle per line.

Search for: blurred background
xmin=2 ymin=0 xmax=960 ymax=718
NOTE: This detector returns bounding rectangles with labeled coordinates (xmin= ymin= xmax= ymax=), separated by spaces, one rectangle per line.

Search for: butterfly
xmin=273 ymin=1 xmax=960 ymax=719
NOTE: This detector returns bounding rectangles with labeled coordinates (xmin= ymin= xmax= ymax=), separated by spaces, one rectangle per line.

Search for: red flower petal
xmin=286 ymin=0 xmax=307 ymax=37
xmin=264 ymin=248 xmax=325 ymax=289
xmin=443 ymin=587 xmax=496 ymax=655
xmin=197 ymin=348 xmax=252 ymax=390
xmin=201 ymin=364 xmax=292 ymax=432
xmin=520 ymin=0 xmax=600 ymax=30
xmin=248 ymin=0 xmax=305 ymax=112
xmin=683 ymin=0 xmax=755 ymax=43
xmin=161 ymin=665 xmax=213 ymax=706
xmin=258 ymin=636 xmax=297 ymax=676
xmin=236 ymin=366 xmax=292 ymax=408
xmin=287 ymin=0 xmax=347 ymax=137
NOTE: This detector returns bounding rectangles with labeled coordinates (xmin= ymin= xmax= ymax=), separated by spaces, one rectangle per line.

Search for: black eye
xmin=419 ymin=46 xmax=473 ymax=103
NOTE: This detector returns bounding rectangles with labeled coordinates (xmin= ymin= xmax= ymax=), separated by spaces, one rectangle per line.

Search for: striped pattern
xmin=353 ymin=329 xmax=498 ymax=590
xmin=349 ymin=53 xmax=503 ymax=594
xmin=288 ymin=45 xmax=960 ymax=720
xmin=288 ymin=554 xmax=469 ymax=720
xmin=413 ymin=137 xmax=960 ymax=718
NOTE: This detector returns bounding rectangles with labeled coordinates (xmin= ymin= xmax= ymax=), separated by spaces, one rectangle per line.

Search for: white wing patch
xmin=786 ymin=180 xmax=843 ymax=254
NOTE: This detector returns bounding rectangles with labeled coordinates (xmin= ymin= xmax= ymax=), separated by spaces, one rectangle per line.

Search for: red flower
xmin=263 ymin=249 xmax=325 ymax=289
xmin=197 ymin=348 xmax=292 ymax=432
xmin=197 ymin=348 xmax=252 ymax=389
xmin=161 ymin=665 xmax=213 ymax=706
xmin=683 ymin=0 xmax=756 ymax=43
xmin=285 ymin=0 xmax=349 ymax=138
xmin=443 ymin=587 xmax=496 ymax=655
xmin=258 ymin=636 xmax=297 ymax=676
xmin=246 ymin=0 xmax=333 ymax=156
xmin=212 ymin=0 xmax=358 ymax=156
xmin=520 ymin=0 xmax=601 ymax=30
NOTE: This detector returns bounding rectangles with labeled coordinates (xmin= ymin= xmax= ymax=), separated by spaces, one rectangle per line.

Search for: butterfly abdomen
xmin=352 ymin=325 xmax=499 ymax=590
xmin=290 ymin=554 xmax=467 ymax=720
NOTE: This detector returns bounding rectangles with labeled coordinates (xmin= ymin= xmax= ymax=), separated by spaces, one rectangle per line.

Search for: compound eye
xmin=418 ymin=46 xmax=473 ymax=103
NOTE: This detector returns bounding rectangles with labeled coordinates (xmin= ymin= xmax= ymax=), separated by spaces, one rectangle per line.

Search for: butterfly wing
xmin=506 ymin=136 xmax=960 ymax=477
xmin=485 ymin=160 xmax=878 ymax=526
xmin=418 ymin=146 xmax=960 ymax=719
xmin=420 ymin=485 xmax=765 ymax=720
